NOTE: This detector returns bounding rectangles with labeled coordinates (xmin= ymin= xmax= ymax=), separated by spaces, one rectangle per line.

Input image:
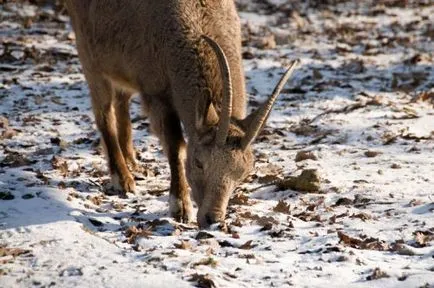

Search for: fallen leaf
xmin=295 ymin=151 xmax=317 ymax=162
xmin=413 ymin=90 xmax=434 ymax=105
xmin=188 ymin=273 xmax=217 ymax=288
xmin=87 ymin=195 xmax=103 ymax=206
xmin=364 ymin=151 xmax=382 ymax=158
xmin=51 ymin=156 xmax=69 ymax=177
xmin=230 ymin=193 xmax=250 ymax=205
xmin=0 ymin=152 xmax=36 ymax=167
xmin=412 ymin=230 xmax=434 ymax=248
xmin=350 ymin=212 xmax=372 ymax=221
xmin=333 ymin=197 xmax=353 ymax=206
xmin=0 ymin=247 xmax=31 ymax=258
xmin=174 ymin=240 xmax=192 ymax=250
xmin=338 ymin=231 xmax=389 ymax=251
xmin=124 ymin=226 xmax=152 ymax=244
xmin=273 ymin=200 xmax=291 ymax=214
xmin=409 ymin=199 xmax=423 ymax=207
xmin=196 ymin=231 xmax=214 ymax=240
xmin=192 ymin=257 xmax=218 ymax=268
xmin=366 ymin=268 xmax=389 ymax=281
xmin=1 ymin=128 xmax=17 ymax=139
xmin=239 ymin=240 xmax=257 ymax=250
xmin=389 ymin=242 xmax=415 ymax=256
xmin=0 ymin=116 xmax=8 ymax=128
xmin=293 ymin=211 xmax=321 ymax=222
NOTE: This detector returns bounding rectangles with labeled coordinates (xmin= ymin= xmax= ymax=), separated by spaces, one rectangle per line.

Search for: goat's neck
xmin=167 ymin=41 xmax=240 ymax=138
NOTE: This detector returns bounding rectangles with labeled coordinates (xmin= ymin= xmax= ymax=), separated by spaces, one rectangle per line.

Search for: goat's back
xmin=65 ymin=0 xmax=244 ymax=104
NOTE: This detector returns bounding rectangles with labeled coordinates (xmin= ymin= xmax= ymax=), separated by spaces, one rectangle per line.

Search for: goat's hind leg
xmin=87 ymin=77 xmax=135 ymax=195
xmin=114 ymin=90 xmax=138 ymax=171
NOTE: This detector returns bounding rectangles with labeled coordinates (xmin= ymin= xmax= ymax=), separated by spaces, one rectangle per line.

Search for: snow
xmin=1 ymin=1 xmax=433 ymax=288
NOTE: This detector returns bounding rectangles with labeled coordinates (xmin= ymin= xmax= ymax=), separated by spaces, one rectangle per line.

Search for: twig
xmin=308 ymin=99 xmax=381 ymax=124
xmin=245 ymin=172 xmax=297 ymax=193
xmin=354 ymin=201 xmax=396 ymax=208
xmin=246 ymin=182 xmax=279 ymax=193
xmin=88 ymin=179 xmax=103 ymax=190
xmin=148 ymin=188 xmax=170 ymax=196
xmin=308 ymin=131 xmax=333 ymax=144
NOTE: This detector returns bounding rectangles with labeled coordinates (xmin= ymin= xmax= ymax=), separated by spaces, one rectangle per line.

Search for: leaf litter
xmin=1 ymin=1 xmax=433 ymax=287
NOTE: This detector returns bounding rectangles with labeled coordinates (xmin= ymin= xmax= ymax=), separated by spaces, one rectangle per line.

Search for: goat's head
xmin=187 ymin=36 xmax=299 ymax=229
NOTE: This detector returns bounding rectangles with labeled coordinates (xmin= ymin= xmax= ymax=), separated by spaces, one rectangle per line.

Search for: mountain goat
xmin=65 ymin=0 xmax=298 ymax=228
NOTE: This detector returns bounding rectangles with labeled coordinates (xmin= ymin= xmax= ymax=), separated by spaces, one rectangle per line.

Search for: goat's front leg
xmin=147 ymin=99 xmax=193 ymax=223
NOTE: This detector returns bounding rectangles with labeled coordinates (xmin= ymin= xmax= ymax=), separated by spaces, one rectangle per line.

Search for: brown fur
xmin=65 ymin=0 xmax=295 ymax=228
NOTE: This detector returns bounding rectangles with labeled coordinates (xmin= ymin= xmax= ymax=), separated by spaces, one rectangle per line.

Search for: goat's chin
xmin=197 ymin=211 xmax=226 ymax=230
xmin=198 ymin=221 xmax=227 ymax=231
xmin=203 ymin=223 xmax=222 ymax=231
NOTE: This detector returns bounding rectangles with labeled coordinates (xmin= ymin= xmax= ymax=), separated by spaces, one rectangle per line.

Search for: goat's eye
xmin=194 ymin=159 xmax=203 ymax=169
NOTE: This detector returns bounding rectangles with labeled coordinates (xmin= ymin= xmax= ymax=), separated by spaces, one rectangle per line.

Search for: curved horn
xmin=202 ymin=35 xmax=233 ymax=146
xmin=241 ymin=59 xmax=299 ymax=150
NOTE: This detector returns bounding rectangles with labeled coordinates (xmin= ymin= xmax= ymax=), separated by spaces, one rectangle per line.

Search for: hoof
xmin=169 ymin=195 xmax=193 ymax=223
xmin=111 ymin=172 xmax=136 ymax=195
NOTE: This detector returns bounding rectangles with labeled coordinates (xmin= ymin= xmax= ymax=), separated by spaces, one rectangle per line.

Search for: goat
xmin=65 ymin=0 xmax=298 ymax=228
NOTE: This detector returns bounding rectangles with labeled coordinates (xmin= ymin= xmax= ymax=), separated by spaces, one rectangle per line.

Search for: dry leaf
xmin=338 ymin=231 xmax=389 ymax=251
xmin=192 ymin=257 xmax=218 ymax=268
xmin=230 ymin=193 xmax=250 ymax=205
xmin=188 ymin=273 xmax=216 ymax=288
xmin=413 ymin=230 xmax=433 ymax=248
xmin=273 ymin=200 xmax=291 ymax=214
xmin=174 ymin=240 xmax=192 ymax=250
xmin=0 ymin=247 xmax=31 ymax=258
xmin=350 ymin=212 xmax=372 ymax=221
xmin=364 ymin=151 xmax=382 ymax=158
xmin=124 ymin=226 xmax=152 ymax=244
xmin=389 ymin=242 xmax=415 ymax=256
xmin=0 ymin=116 xmax=8 ymax=129
xmin=0 ymin=152 xmax=36 ymax=167
xmin=196 ymin=231 xmax=215 ymax=240
xmin=414 ymin=91 xmax=434 ymax=105
xmin=239 ymin=240 xmax=257 ymax=250
xmin=1 ymin=128 xmax=17 ymax=139
xmin=87 ymin=195 xmax=103 ymax=206
xmin=366 ymin=268 xmax=389 ymax=281
xmin=293 ymin=211 xmax=321 ymax=222
xmin=295 ymin=151 xmax=317 ymax=162
xmin=51 ymin=156 xmax=69 ymax=177
xmin=409 ymin=199 xmax=423 ymax=207
xmin=333 ymin=197 xmax=353 ymax=206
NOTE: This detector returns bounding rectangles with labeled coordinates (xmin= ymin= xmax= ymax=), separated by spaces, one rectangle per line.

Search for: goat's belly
xmin=106 ymin=61 xmax=168 ymax=97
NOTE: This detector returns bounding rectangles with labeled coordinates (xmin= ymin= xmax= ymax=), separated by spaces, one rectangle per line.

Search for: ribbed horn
xmin=202 ymin=35 xmax=233 ymax=146
xmin=241 ymin=59 xmax=299 ymax=150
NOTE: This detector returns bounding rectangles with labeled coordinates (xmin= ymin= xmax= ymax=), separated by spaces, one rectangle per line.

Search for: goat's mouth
xmin=197 ymin=211 xmax=226 ymax=230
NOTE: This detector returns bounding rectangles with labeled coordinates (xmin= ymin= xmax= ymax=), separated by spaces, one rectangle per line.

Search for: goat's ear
xmin=195 ymin=91 xmax=219 ymax=132
xmin=240 ymin=59 xmax=299 ymax=150
xmin=239 ymin=108 xmax=267 ymax=146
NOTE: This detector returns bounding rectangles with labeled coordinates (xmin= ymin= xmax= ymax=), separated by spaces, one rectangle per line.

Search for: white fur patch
xmin=169 ymin=194 xmax=193 ymax=220
xmin=169 ymin=194 xmax=181 ymax=214
xmin=111 ymin=173 xmax=122 ymax=191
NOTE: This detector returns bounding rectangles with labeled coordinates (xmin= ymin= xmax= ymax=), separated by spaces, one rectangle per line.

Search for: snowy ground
xmin=1 ymin=1 xmax=433 ymax=287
